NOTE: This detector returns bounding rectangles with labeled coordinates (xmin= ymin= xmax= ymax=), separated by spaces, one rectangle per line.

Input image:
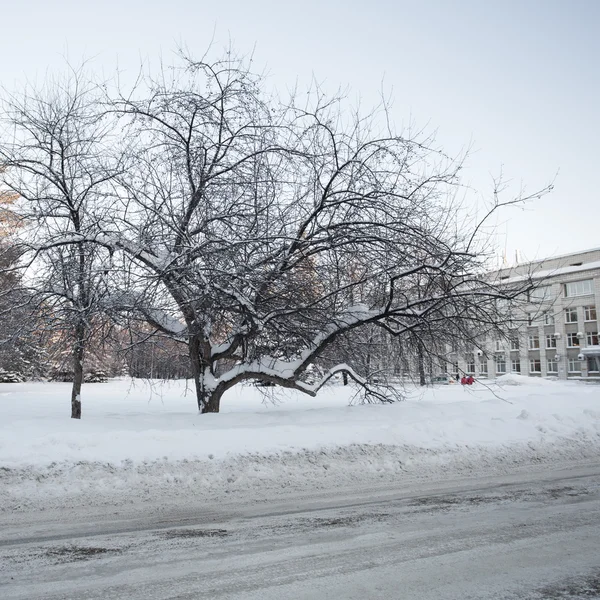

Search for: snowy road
xmin=2 ymin=461 xmax=600 ymax=599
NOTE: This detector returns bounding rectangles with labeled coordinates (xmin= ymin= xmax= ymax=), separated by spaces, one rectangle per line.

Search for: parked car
xmin=430 ymin=374 xmax=456 ymax=385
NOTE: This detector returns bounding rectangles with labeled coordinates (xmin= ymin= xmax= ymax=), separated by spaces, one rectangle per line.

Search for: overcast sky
xmin=2 ymin=0 xmax=598 ymax=264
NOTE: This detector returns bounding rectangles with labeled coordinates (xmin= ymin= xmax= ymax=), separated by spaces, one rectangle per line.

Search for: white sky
xmin=2 ymin=0 xmax=598 ymax=264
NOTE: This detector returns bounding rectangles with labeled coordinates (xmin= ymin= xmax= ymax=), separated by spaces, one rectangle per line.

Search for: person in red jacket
xmin=467 ymin=375 xmax=474 ymax=385
xmin=460 ymin=375 xmax=468 ymax=385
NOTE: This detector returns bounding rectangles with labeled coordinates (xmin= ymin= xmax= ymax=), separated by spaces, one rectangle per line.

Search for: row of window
xmin=528 ymin=331 xmax=599 ymax=349
xmin=527 ymin=311 xmax=555 ymax=325
xmin=464 ymin=359 xmax=487 ymax=375
xmin=463 ymin=356 xmax=599 ymax=374
xmin=528 ymin=279 xmax=594 ymax=302
xmin=528 ymin=305 xmax=596 ymax=326
xmin=565 ymin=306 xmax=596 ymax=323
xmin=496 ymin=330 xmax=599 ymax=351
xmin=494 ymin=357 xmax=596 ymax=374
xmin=567 ymin=331 xmax=599 ymax=347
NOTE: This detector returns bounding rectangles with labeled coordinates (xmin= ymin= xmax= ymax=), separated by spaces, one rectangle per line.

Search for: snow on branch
xmin=142 ymin=307 xmax=187 ymax=338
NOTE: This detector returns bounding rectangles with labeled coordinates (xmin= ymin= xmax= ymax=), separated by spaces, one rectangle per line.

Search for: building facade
xmin=452 ymin=247 xmax=600 ymax=380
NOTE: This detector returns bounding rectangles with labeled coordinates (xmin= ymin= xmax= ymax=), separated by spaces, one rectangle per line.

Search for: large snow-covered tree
xmin=1 ymin=51 xmax=551 ymax=415
xmin=101 ymin=51 xmax=550 ymax=413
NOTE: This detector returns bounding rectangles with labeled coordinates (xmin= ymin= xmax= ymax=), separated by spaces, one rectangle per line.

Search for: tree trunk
xmin=417 ymin=340 xmax=426 ymax=386
xmin=71 ymin=323 xmax=85 ymax=419
xmin=342 ymin=371 xmax=348 ymax=386
xmin=188 ymin=335 xmax=204 ymax=412
xmin=189 ymin=333 xmax=222 ymax=413
xmin=200 ymin=388 xmax=223 ymax=413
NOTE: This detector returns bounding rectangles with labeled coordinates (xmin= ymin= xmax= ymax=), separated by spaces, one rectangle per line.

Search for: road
xmin=1 ymin=462 xmax=600 ymax=599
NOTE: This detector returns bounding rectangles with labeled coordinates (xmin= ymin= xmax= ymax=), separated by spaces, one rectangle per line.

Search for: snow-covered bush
xmin=0 ymin=369 xmax=25 ymax=383
xmin=84 ymin=371 xmax=109 ymax=383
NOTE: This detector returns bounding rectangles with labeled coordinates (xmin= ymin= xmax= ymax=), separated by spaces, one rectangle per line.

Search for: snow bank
xmin=1 ymin=378 xmax=599 ymax=512
xmin=496 ymin=373 xmax=555 ymax=386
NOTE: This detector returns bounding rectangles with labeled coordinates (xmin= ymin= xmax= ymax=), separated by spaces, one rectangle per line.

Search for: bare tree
xmin=96 ymin=50 xmax=551 ymax=413
xmin=0 ymin=67 xmax=119 ymax=418
xmin=1 ymin=50 xmax=551 ymax=415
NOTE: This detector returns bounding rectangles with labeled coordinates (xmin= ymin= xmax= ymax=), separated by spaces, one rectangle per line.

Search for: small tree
xmin=1 ymin=68 xmax=119 ymax=418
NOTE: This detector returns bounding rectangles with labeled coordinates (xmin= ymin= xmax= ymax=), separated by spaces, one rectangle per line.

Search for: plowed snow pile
xmin=1 ymin=376 xmax=599 ymax=511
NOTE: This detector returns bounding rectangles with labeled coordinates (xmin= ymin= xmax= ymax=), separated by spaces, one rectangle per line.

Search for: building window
xmin=527 ymin=312 xmax=545 ymax=326
xmin=511 ymin=358 xmax=521 ymax=373
xmin=547 ymin=357 xmax=558 ymax=373
xmin=543 ymin=311 xmax=555 ymax=325
xmin=466 ymin=356 xmax=475 ymax=374
xmin=589 ymin=358 xmax=599 ymax=373
xmin=529 ymin=286 xmax=550 ymax=301
xmin=495 ymin=356 xmax=506 ymax=374
xmin=529 ymin=358 xmax=541 ymax=373
xmin=565 ymin=307 xmax=578 ymax=323
xmin=528 ymin=335 xmax=540 ymax=350
xmin=568 ymin=358 xmax=580 ymax=373
xmin=545 ymin=334 xmax=557 ymax=349
xmin=566 ymin=333 xmax=580 ymax=347
xmin=587 ymin=331 xmax=599 ymax=346
xmin=584 ymin=306 xmax=597 ymax=322
xmin=495 ymin=339 xmax=503 ymax=352
xmin=510 ymin=338 xmax=519 ymax=351
xmin=565 ymin=279 xmax=593 ymax=297
xmin=479 ymin=360 xmax=488 ymax=375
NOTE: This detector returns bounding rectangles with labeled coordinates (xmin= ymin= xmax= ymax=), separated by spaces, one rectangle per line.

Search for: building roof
xmin=492 ymin=246 xmax=600 ymax=283
xmin=496 ymin=260 xmax=600 ymax=285
xmin=521 ymin=246 xmax=600 ymax=266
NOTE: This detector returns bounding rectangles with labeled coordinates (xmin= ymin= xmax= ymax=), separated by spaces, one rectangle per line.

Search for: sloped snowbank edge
xmin=3 ymin=433 xmax=600 ymax=513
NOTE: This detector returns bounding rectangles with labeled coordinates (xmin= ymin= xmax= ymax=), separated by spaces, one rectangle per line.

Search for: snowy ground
xmin=1 ymin=375 xmax=600 ymax=513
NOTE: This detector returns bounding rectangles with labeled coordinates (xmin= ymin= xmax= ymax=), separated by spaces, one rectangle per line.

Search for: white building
xmin=454 ymin=247 xmax=600 ymax=380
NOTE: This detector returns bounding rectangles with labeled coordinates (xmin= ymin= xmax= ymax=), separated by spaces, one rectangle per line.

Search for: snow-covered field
xmin=1 ymin=375 xmax=599 ymax=513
